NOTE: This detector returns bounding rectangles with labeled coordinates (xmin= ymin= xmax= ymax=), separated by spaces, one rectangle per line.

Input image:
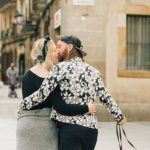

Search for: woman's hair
xmin=31 ymin=38 xmax=56 ymax=71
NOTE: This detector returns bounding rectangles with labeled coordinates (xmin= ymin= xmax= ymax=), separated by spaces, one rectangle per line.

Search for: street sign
xmin=54 ymin=9 xmax=61 ymax=29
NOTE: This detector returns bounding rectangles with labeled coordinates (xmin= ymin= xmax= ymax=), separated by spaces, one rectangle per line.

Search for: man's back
xmin=58 ymin=57 xmax=99 ymax=104
xmin=51 ymin=57 xmax=99 ymax=128
xmin=50 ymin=58 xmax=122 ymax=128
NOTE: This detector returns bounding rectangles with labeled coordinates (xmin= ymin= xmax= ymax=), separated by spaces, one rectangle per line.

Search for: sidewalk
xmin=0 ymin=85 xmax=21 ymax=119
xmin=96 ymin=122 xmax=150 ymax=150
xmin=0 ymin=120 xmax=150 ymax=150
xmin=0 ymin=85 xmax=150 ymax=150
xmin=0 ymin=85 xmax=22 ymax=101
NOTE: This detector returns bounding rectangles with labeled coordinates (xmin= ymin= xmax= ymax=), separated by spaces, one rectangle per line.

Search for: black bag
xmin=116 ymin=124 xmax=137 ymax=150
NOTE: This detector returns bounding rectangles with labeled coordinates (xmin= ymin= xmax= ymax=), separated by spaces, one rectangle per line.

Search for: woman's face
xmin=51 ymin=50 xmax=59 ymax=64
xmin=48 ymin=40 xmax=59 ymax=64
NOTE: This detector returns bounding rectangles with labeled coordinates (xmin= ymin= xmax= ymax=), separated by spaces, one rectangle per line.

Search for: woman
xmin=16 ymin=36 xmax=95 ymax=150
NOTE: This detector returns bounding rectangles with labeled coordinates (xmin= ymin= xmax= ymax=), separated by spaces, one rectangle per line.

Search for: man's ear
xmin=67 ymin=44 xmax=74 ymax=52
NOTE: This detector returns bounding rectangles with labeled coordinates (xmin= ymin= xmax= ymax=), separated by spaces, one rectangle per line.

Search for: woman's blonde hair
xmin=31 ymin=38 xmax=56 ymax=71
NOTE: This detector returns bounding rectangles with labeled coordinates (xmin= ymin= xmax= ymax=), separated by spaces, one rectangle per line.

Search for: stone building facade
xmin=0 ymin=0 xmax=150 ymax=121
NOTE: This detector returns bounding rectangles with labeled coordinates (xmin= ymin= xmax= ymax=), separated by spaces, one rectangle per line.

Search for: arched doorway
xmin=1 ymin=51 xmax=13 ymax=83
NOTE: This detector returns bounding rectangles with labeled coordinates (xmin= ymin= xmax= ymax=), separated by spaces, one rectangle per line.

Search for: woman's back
xmin=22 ymin=69 xmax=53 ymax=109
xmin=17 ymin=66 xmax=58 ymax=150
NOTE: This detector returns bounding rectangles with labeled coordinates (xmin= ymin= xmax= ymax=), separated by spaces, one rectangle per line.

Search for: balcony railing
xmin=21 ymin=20 xmax=36 ymax=35
xmin=0 ymin=26 xmax=18 ymax=41
xmin=0 ymin=30 xmax=9 ymax=41
xmin=0 ymin=0 xmax=53 ymax=39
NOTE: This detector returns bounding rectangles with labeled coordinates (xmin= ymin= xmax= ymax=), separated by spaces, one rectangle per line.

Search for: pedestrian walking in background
xmin=17 ymin=36 xmax=95 ymax=150
xmin=6 ymin=62 xmax=18 ymax=97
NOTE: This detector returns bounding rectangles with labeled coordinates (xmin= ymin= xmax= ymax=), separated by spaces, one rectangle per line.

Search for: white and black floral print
xmin=21 ymin=57 xmax=123 ymax=129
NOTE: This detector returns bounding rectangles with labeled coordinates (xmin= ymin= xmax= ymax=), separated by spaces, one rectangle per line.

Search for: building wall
xmin=0 ymin=7 xmax=16 ymax=32
xmin=60 ymin=0 xmax=110 ymax=80
xmin=49 ymin=0 xmax=61 ymax=42
xmin=103 ymin=0 xmax=150 ymax=121
xmin=17 ymin=0 xmax=30 ymax=21
xmin=49 ymin=0 xmax=150 ymax=121
xmin=0 ymin=0 xmax=149 ymax=120
xmin=0 ymin=3 xmax=17 ymax=82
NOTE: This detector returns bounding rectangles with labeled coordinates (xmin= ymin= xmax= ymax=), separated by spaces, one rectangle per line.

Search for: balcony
xmin=32 ymin=0 xmax=47 ymax=11
xmin=0 ymin=0 xmax=16 ymax=12
xmin=30 ymin=12 xmax=42 ymax=22
xmin=34 ymin=0 xmax=48 ymax=4
xmin=0 ymin=30 xmax=8 ymax=41
xmin=0 ymin=28 xmax=15 ymax=41
xmin=30 ymin=0 xmax=48 ymax=22
xmin=21 ymin=20 xmax=36 ymax=35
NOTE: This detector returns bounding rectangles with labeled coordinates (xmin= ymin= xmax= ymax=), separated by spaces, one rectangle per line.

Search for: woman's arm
xmin=50 ymin=86 xmax=89 ymax=116
xmin=21 ymin=65 xmax=64 ymax=109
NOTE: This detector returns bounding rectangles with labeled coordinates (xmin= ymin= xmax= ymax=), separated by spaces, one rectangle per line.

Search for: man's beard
xmin=58 ymin=49 xmax=68 ymax=62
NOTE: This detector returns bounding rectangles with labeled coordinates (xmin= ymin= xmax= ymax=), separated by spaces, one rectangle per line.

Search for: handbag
xmin=116 ymin=124 xmax=137 ymax=150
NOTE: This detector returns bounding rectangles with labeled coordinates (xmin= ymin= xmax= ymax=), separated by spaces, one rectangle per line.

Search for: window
xmin=126 ymin=15 xmax=150 ymax=71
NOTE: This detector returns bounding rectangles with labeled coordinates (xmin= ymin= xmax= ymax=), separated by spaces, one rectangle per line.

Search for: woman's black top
xmin=22 ymin=70 xmax=88 ymax=116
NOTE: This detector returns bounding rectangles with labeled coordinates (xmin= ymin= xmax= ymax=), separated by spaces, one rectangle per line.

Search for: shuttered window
xmin=126 ymin=15 xmax=150 ymax=70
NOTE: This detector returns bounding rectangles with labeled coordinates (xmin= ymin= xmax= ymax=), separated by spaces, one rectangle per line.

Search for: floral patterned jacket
xmin=21 ymin=57 xmax=123 ymax=129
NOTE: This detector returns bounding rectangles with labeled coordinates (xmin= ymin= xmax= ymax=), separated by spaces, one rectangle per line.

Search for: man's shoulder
xmin=84 ymin=62 xmax=100 ymax=74
xmin=6 ymin=67 xmax=11 ymax=71
xmin=54 ymin=61 xmax=73 ymax=69
xmin=54 ymin=60 xmax=100 ymax=75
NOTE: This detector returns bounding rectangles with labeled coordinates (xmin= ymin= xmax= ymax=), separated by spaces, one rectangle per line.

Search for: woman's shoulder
xmin=22 ymin=69 xmax=32 ymax=80
xmin=23 ymin=69 xmax=31 ymax=76
xmin=23 ymin=68 xmax=45 ymax=80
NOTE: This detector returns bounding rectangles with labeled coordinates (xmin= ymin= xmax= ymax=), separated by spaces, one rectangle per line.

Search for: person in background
xmin=6 ymin=62 xmax=18 ymax=97
xmin=16 ymin=36 xmax=95 ymax=150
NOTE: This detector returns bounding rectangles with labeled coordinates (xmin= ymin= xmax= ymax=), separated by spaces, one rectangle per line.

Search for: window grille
xmin=126 ymin=15 xmax=150 ymax=70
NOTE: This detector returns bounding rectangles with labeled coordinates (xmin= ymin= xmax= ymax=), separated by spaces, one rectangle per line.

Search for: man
xmin=21 ymin=35 xmax=126 ymax=150
xmin=6 ymin=62 xmax=18 ymax=82
xmin=6 ymin=62 xmax=18 ymax=97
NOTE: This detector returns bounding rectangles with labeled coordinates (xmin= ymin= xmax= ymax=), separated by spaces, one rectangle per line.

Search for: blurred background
xmin=0 ymin=0 xmax=150 ymax=121
xmin=0 ymin=0 xmax=150 ymax=149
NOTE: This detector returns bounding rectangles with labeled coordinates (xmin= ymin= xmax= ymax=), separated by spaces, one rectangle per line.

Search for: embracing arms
xmin=21 ymin=67 xmax=96 ymax=115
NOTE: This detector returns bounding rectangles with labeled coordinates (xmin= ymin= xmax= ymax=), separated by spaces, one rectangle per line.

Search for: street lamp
xmin=14 ymin=10 xmax=24 ymax=25
xmin=12 ymin=10 xmax=24 ymax=35
xmin=13 ymin=10 xmax=35 ymax=36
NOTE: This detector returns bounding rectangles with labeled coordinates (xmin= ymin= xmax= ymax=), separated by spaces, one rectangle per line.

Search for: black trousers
xmin=58 ymin=124 xmax=98 ymax=150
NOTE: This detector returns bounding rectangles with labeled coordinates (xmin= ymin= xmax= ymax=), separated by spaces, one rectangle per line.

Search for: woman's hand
xmin=88 ymin=102 xmax=96 ymax=113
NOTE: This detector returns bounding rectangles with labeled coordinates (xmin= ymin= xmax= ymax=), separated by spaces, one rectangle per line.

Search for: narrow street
xmin=0 ymin=85 xmax=150 ymax=150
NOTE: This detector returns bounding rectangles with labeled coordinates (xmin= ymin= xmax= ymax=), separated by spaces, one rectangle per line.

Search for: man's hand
xmin=88 ymin=102 xmax=96 ymax=113
xmin=118 ymin=116 xmax=127 ymax=126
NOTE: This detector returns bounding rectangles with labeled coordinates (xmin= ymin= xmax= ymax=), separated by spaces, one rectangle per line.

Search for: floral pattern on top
xmin=21 ymin=57 xmax=123 ymax=129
